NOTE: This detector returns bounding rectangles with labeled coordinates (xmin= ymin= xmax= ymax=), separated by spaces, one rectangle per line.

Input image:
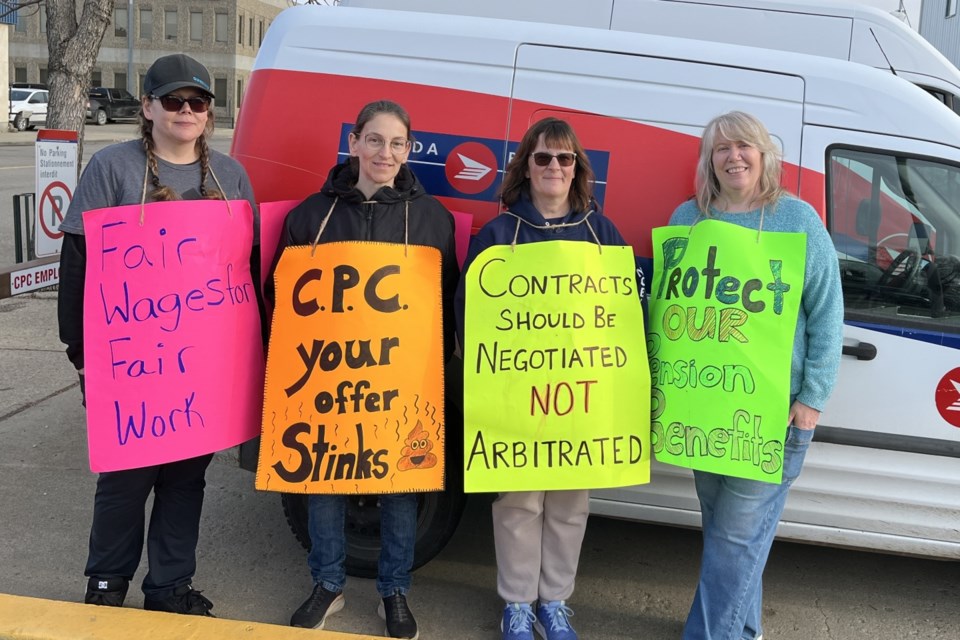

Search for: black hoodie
xmin=269 ymin=158 xmax=459 ymax=361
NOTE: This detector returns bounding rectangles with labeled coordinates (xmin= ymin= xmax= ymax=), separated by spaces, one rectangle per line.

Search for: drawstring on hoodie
xmin=309 ymin=196 xmax=412 ymax=256
xmin=310 ymin=196 xmax=339 ymax=256
xmin=138 ymin=156 xmax=233 ymax=226
xmin=506 ymin=209 xmax=603 ymax=253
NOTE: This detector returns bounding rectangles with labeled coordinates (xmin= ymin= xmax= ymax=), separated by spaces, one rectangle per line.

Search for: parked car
xmin=8 ymin=87 xmax=49 ymax=132
xmin=86 ymin=87 xmax=140 ymax=126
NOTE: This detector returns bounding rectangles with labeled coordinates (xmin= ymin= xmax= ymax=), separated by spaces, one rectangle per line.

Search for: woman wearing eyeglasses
xmin=57 ymin=54 xmax=257 ymax=617
xmin=456 ymin=118 xmax=631 ymax=640
xmin=273 ymin=100 xmax=457 ymax=640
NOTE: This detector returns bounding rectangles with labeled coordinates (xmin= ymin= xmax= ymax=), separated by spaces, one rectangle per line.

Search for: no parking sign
xmin=35 ymin=129 xmax=78 ymax=257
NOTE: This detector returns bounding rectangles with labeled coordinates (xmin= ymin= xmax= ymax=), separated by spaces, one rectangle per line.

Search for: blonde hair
xmin=695 ymin=111 xmax=784 ymax=214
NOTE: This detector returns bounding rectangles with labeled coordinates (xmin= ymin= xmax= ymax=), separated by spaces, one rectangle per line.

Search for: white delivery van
xmin=343 ymin=0 xmax=960 ymax=115
xmin=235 ymin=4 xmax=960 ymax=575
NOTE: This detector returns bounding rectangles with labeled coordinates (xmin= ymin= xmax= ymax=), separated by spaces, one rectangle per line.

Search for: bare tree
xmin=3 ymin=0 xmax=112 ymax=162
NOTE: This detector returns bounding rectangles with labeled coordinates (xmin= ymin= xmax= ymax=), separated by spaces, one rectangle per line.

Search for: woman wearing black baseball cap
xmin=57 ymin=54 xmax=260 ymax=617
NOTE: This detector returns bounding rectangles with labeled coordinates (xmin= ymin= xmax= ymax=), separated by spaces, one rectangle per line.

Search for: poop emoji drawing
xmin=397 ymin=420 xmax=438 ymax=471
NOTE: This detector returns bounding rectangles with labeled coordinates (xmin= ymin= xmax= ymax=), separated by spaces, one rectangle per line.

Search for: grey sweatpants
xmin=492 ymin=489 xmax=590 ymax=603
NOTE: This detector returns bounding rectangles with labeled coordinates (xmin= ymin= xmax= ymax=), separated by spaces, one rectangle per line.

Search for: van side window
xmin=919 ymin=87 xmax=960 ymax=116
xmin=829 ymin=148 xmax=960 ymax=330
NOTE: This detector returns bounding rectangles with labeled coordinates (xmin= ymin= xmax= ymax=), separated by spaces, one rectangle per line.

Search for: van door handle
xmin=842 ymin=341 xmax=877 ymax=361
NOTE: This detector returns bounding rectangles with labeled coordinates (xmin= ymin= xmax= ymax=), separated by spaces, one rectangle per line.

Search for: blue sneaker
xmin=501 ymin=602 xmax=536 ymax=640
xmin=534 ymin=600 xmax=577 ymax=640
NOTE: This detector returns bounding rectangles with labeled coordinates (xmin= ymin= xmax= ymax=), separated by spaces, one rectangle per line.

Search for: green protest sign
xmin=463 ymin=241 xmax=650 ymax=493
xmin=650 ymin=220 xmax=806 ymax=483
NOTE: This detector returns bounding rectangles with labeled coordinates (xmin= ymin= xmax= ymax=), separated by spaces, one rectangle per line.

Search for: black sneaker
xmin=84 ymin=577 xmax=128 ymax=607
xmin=378 ymin=592 xmax=419 ymax=639
xmin=143 ymin=584 xmax=215 ymax=617
xmin=290 ymin=584 xmax=345 ymax=629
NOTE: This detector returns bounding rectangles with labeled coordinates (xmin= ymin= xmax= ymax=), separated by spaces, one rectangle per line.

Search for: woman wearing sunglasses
xmin=456 ymin=118 xmax=631 ymax=640
xmin=57 ymin=54 xmax=257 ymax=616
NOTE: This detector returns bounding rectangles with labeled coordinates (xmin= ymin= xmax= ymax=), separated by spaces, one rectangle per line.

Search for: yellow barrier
xmin=0 ymin=594 xmax=381 ymax=640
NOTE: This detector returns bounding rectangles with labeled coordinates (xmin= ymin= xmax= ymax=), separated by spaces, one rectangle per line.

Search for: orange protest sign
xmin=256 ymin=242 xmax=445 ymax=494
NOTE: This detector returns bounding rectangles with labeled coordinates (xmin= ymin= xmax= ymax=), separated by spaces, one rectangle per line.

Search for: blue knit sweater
xmin=669 ymin=196 xmax=844 ymax=411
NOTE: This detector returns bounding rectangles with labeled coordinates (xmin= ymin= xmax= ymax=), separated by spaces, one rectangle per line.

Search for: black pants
xmin=84 ymin=453 xmax=213 ymax=598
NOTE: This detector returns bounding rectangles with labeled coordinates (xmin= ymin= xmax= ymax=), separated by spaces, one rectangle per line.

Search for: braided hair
xmin=137 ymin=108 xmax=224 ymax=202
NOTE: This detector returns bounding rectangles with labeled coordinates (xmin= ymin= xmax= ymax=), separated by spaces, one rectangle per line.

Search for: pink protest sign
xmin=450 ymin=210 xmax=474 ymax=269
xmin=258 ymin=199 xmax=301 ymax=292
xmin=82 ymin=200 xmax=264 ymax=472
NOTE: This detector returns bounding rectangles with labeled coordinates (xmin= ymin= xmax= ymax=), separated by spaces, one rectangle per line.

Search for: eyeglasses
xmin=150 ymin=94 xmax=212 ymax=113
xmin=361 ymin=133 xmax=411 ymax=154
xmin=532 ymin=152 xmax=577 ymax=167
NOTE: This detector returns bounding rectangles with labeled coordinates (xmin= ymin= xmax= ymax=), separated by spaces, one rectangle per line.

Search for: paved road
xmin=0 ymin=127 xmax=958 ymax=639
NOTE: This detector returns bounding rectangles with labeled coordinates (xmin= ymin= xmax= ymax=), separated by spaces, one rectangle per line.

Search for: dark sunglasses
xmin=150 ymin=94 xmax=212 ymax=113
xmin=532 ymin=152 xmax=577 ymax=167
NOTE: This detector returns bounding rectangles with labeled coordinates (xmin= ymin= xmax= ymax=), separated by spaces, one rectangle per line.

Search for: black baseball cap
xmin=143 ymin=54 xmax=215 ymax=99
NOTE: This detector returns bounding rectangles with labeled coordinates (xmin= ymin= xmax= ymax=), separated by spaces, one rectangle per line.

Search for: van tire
xmin=13 ymin=113 xmax=28 ymax=131
xmin=95 ymin=109 xmax=108 ymax=126
xmin=280 ymin=483 xmax=466 ymax=578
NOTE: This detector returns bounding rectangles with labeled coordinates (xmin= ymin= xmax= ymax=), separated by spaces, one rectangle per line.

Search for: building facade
xmin=920 ymin=0 xmax=960 ymax=68
xmin=8 ymin=0 xmax=288 ymax=124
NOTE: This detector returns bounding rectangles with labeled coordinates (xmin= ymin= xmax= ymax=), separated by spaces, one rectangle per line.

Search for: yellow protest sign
xmin=256 ymin=242 xmax=445 ymax=494
xmin=463 ymin=241 xmax=650 ymax=492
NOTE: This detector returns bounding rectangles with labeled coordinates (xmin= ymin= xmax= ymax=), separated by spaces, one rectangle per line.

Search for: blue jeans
xmin=682 ymin=425 xmax=814 ymax=640
xmin=306 ymin=493 xmax=418 ymax=597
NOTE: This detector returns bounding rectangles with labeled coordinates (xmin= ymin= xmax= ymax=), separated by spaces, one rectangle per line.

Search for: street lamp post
xmin=127 ymin=0 xmax=134 ymax=95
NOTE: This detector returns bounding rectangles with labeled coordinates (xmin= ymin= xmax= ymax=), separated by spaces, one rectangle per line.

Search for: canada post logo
xmin=337 ymin=126 xmax=609 ymax=204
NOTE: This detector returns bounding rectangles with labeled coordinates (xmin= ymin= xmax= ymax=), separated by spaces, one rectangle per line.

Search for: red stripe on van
xmin=233 ymin=69 xmax=823 ymax=256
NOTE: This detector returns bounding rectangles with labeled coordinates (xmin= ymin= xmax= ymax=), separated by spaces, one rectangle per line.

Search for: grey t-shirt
xmin=59 ymin=139 xmax=258 ymax=240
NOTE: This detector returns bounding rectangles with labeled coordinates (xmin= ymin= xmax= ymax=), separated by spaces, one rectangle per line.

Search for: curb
xmin=0 ymin=594 xmax=381 ymax=640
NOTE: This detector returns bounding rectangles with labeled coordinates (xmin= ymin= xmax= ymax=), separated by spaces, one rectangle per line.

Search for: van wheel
xmin=95 ymin=109 xmax=108 ymax=126
xmin=13 ymin=113 xmax=28 ymax=131
xmin=280 ymin=482 xmax=466 ymax=578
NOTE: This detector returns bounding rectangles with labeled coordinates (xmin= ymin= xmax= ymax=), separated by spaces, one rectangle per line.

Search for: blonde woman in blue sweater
xmin=669 ymin=111 xmax=844 ymax=640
